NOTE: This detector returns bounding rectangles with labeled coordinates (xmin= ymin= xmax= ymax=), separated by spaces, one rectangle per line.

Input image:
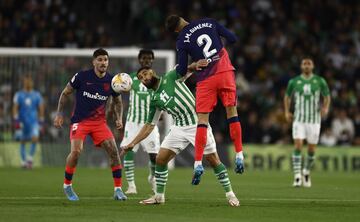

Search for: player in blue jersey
xmin=12 ymin=75 xmax=44 ymax=169
xmin=53 ymin=48 xmax=127 ymax=201
xmin=165 ymin=15 xmax=245 ymax=184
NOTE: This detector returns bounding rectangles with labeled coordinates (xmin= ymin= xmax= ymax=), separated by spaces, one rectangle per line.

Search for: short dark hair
xmin=136 ymin=67 xmax=150 ymax=77
xmin=138 ymin=49 xmax=154 ymax=60
xmin=93 ymin=48 xmax=108 ymax=58
xmin=165 ymin=15 xmax=181 ymax=32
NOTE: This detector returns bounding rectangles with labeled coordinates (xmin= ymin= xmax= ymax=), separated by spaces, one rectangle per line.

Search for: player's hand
xmin=321 ymin=107 xmax=329 ymax=118
xmin=115 ymin=119 xmax=123 ymax=130
xmin=39 ymin=119 xmax=45 ymax=134
xmin=119 ymin=144 xmax=134 ymax=158
xmin=284 ymin=111 xmax=293 ymax=123
xmin=195 ymin=59 xmax=209 ymax=70
xmin=53 ymin=114 xmax=64 ymax=128
xmin=13 ymin=119 xmax=21 ymax=130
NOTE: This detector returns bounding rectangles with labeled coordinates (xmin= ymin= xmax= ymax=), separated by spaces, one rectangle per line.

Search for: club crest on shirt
xmin=103 ymin=83 xmax=110 ymax=91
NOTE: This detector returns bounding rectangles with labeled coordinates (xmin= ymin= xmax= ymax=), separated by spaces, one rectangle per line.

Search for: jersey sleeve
xmin=213 ymin=19 xmax=237 ymax=44
xmin=175 ymin=41 xmax=188 ymax=76
xmin=13 ymin=92 xmax=19 ymax=104
xmin=146 ymin=100 xmax=162 ymax=125
xmin=320 ymin=77 xmax=330 ymax=96
xmin=69 ymin=72 xmax=81 ymax=89
xmin=285 ymin=79 xmax=294 ymax=96
xmin=37 ymin=92 xmax=44 ymax=106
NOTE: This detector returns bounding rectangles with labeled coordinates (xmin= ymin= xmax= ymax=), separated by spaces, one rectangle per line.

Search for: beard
xmin=143 ymin=76 xmax=159 ymax=89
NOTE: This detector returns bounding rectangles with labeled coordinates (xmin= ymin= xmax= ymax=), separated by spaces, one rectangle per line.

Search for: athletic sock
xmin=149 ymin=158 xmax=156 ymax=178
xmin=124 ymin=151 xmax=135 ymax=187
xmin=195 ymin=124 xmax=208 ymax=161
xmin=64 ymin=165 xmax=76 ymax=185
xmin=20 ymin=143 xmax=26 ymax=165
xmin=112 ymin=165 xmax=122 ymax=188
xmin=227 ymin=116 xmax=243 ymax=153
xmin=304 ymin=151 xmax=315 ymax=172
xmin=29 ymin=142 xmax=37 ymax=158
xmin=155 ymin=165 xmax=168 ymax=194
xmin=213 ymin=163 xmax=233 ymax=193
xmin=292 ymin=150 xmax=302 ymax=176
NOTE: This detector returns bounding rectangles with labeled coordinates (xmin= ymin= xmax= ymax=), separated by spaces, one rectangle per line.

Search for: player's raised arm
xmin=53 ymin=83 xmax=74 ymax=128
xmin=214 ymin=19 xmax=238 ymax=44
xmin=175 ymin=45 xmax=189 ymax=76
xmin=112 ymin=95 xmax=123 ymax=130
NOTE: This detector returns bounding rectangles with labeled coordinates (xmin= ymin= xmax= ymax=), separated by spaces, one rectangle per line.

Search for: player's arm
xmin=12 ymin=93 xmax=20 ymax=129
xmin=284 ymin=79 xmax=294 ymax=122
xmin=175 ymin=43 xmax=188 ymax=76
xmin=112 ymin=95 xmax=123 ymax=130
xmin=214 ymin=19 xmax=238 ymax=44
xmin=320 ymin=77 xmax=331 ymax=117
xmin=53 ymin=83 xmax=74 ymax=128
xmin=177 ymin=59 xmax=209 ymax=82
xmin=121 ymin=104 xmax=161 ymax=155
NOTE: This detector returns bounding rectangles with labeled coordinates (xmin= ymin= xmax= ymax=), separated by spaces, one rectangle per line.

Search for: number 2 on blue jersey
xmin=197 ymin=34 xmax=217 ymax=58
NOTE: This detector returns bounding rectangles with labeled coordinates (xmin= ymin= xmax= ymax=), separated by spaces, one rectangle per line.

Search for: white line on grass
xmin=0 ymin=197 xmax=360 ymax=202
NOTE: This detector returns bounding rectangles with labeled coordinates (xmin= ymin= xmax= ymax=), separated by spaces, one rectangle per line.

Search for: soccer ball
xmin=111 ymin=73 xmax=132 ymax=92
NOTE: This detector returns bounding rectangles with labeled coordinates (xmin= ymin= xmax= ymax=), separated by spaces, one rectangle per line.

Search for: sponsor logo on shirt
xmin=83 ymin=91 xmax=108 ymax=101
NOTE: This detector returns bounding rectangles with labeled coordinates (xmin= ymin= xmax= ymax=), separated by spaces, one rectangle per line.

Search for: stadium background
xmin=0 ymin=0 xmax=359 ymax=170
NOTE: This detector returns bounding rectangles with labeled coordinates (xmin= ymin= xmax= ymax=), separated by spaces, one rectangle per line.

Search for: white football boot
xmin=125 ymin=185 xmax=137 ymax=194
xmin=302 ymin=169 xmax=311 ymax=188
xmin=293 ymin=174 xmax=302 ymax=187
xmin=139 ymin=194 xmax=165 ymax=205
xmin=226 ymin=191 xmax=240 ymax=207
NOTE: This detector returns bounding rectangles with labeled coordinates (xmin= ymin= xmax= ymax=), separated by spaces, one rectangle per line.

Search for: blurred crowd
xmin=0 ymin=0 xmax=359 ymax=146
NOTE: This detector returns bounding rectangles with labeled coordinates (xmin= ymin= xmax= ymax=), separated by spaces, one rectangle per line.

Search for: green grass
xmin=0 ymin=167 xmax=359 ymax=222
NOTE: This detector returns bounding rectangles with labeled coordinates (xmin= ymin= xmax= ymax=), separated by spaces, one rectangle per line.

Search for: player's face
xmin=93 ymin=55 xmax=109 ymax=73
xmin=23 ymin=77 xmax=33 ymax=90
xmin=301 ymin=59 xmax=314 ymax=74
xmin=137 ymin=69 xmax=158 ymax=89
xmin=139 ymin=54 xmax=154 ymax=68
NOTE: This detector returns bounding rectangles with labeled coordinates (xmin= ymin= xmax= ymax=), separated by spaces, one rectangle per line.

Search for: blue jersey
xmin=13 ymin=90 xmax=43 ymax=126
xmin=176 ymin=18 xmax=237 ymax=81
xmin=69 ymin=69 xmax=120 ymax=123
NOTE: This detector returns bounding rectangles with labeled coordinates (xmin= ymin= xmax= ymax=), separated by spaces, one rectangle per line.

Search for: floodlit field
xmin=0 ymin=167 xmax=359 ymax=222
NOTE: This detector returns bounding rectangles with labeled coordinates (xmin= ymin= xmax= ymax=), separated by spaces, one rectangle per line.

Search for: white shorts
xmin=120 ymin=122 xmax=160 ymax=154
xmin=292 ymin=121 xmax=321 ymax=144
xmin=161 ymin=124 xmax=217 ymax=155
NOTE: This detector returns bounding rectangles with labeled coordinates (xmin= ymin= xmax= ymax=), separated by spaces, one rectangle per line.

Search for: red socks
xmin=64 ymin=165 xmax=76 ymax=185
xmin=195 ymin=124 xmax=208 ymax=161
xmin=112 ymin=165 xmax=122 ymax=187
xmin=227 ymin=116 xmax=243 ymax=152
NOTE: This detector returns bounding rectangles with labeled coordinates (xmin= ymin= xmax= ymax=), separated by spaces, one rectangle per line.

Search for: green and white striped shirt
xmin=126 ymin=72 xmax=153 ymax=124
xmin=286 ymin=74 xmax=330 ymax=124
xmin=146 ymin=70 xmax=198 ymax=127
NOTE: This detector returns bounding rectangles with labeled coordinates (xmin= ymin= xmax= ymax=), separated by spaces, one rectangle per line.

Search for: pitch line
xmin=0 ymin=197 xmax=360 ymax=202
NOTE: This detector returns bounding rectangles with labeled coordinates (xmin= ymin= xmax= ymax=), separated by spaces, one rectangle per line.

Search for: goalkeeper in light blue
xmin=121 ymin=60 xmax=240 ymax=207
xmin=12 ymin=75 xmax=44 ymax=169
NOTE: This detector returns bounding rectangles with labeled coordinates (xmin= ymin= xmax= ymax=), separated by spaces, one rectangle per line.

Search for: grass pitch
xmin=0 ymin=167 xmax=359 ymax=222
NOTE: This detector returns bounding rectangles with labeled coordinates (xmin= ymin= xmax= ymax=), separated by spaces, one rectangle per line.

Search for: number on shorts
xmin=72 ymin=123 xmax=79 ymax=131
xmin=197 ymin=34 xmax=217 ymax=58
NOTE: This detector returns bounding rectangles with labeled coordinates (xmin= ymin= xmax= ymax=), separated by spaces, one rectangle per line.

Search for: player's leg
xmin=225 ymin=106 xmax=244 ymax=174
xmin=140 ymin=148 xmax=176 ymax=205
xmin=302 ymin=123 xmax=320 ymax=187
xmin=19 ymin=141 xmax=27 ymax=168
xmin=194 ymin=78 xmax=217 ymax=182
xmin=100 ymin=138 xmax=127 ymax=201
xmin=217 ymin=70 xmax=244 ymax=174
xmin=292 ymin=121 xmax=306 ymax=187
xmin=205 ymin=152 xmax=240 ymax=207
xmin=141 ymin=125 xmax=160 ymax=193
xmin=121 ymin=122 xmax=138 ymax=193
xmin=63 ymin=139 xmax=83 ymax=201
xmin=27 ymin=124 xmax=40 ymax=169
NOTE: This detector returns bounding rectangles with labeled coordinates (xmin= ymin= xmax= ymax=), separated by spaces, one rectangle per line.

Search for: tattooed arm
xmin=112 ymin=95 xmax=123 ymax=130
xmin=53 ymin=83 xmax=74 ymax=128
